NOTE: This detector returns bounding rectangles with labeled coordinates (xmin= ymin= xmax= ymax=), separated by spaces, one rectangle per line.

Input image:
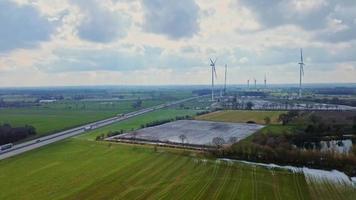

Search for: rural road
xmin=0 ymin=95 xmax=205 ymax=160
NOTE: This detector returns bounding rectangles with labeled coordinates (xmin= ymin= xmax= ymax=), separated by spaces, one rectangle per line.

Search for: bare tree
xmin=228 ymin=137 xmax=238 ymax=144
xmin=132 ymin=131 xmax=138 ymax=141
xmin=179 ymin=134 xmax=187 ymax=144
xmin=131 ymin=131 xmax=139 ymax=150
xmin=212 ymin=137 xmax=225 ymax=148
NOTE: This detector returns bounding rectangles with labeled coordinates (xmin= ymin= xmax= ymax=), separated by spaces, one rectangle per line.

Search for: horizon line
xmin=1 ymin=82 xmax=356 ymax=89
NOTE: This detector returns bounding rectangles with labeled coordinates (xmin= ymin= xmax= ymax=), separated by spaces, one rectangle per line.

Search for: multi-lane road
xmin=0 ymin=95 xmax=205 ymax=160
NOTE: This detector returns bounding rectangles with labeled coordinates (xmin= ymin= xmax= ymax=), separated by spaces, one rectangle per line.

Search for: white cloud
xmin=141 ymin=0 xmax=200 ymax=39
xmin=289 ymin=0 xmax=328 ymax=14
xmin=239 ymin=57 xmax=248 ymax=64
xmin=0 ymin=0 xmax=356 ymax=86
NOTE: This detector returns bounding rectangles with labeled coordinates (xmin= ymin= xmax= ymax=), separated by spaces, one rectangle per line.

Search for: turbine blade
xmin=301 ymin=49 xmax=303 ymax=62
xmin=301 ymin=49 xmax=306 ymax=66
xmin=213 ymin=66 xmax=218 ymax=78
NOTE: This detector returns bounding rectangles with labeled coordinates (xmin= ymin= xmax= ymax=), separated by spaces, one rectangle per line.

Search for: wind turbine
xmin=247 ymin=79 xmax=250 ymax=88
xmin=254 ymin=78 xmax=257 ymax=89
xmin=210 ymin=58 xmax=218 ymax=101
xmin=264 ymin=73 xmax=267 ymax=88
xmin=224 ymin=64 xmax=227 ymax=95
xmin=298 ymin=49 xmax=305 ymax=98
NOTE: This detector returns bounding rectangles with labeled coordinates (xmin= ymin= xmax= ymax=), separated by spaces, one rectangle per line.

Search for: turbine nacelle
xmin=210 ymin=58 xmax=216 ymax=67
xmin=210 ymin=58 xmax=218 ymax=78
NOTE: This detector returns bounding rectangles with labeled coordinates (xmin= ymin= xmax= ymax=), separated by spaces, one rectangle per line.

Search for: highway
xmin=0 ymin=95 xmax=205 ymax=160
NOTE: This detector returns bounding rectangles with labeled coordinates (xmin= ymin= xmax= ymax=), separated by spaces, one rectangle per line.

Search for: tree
xmin=132 ymin=99 xmax=143 ymax=109
xmin=309 ymin=114 xmax=321 ymax=124
xmin=212 ymin=137 xmax=225 ymax=148
xmin=278 ymin=111 xmax=299 ymax=125
xmin=132 ymin=131 xmax=138 ymax=141
xmin=331 ymin=97 xmax=339 ymax=104
xmin=264 ymin=116 xmax=271 ymax=125
xmin=0 ymin=124 xmax=37 ymax=145
xmin=228 ymin=137 xmax=238 ymax=144
xmin=179 ymin=134 xmax=187 ymax=144
xmin=352 ymin=116 xmax=356 ymax=133
xmin=278 ymin=114 xmax=289 ymax=125
xmin=179 ymin=103 xmax=185 ymax=109
xmin=246 ymin=102 xmax=254 ymax=110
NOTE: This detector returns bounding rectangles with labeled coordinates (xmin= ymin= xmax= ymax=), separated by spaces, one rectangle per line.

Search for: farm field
xmin=116 ymin=120 xmax=264 ymax=145
xmin=195 ymin=111 xmax=297 ymax=144
xmin=196 ymin=110 xmax=286 ymax=125
xmin=0 ymin=108 xmax=355 ymax=199
xmin=1 ymin=138 xmax=355 ymax=199
xmin=0 ymin=99 xmax=167 ymax=138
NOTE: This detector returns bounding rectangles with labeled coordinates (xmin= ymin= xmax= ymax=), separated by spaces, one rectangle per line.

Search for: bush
xmin=95 ymin=134 xmax=105 ymax=141
xmin=106 ymin=130 xmax=123 ymax=138
xmin=196 ymin=111 xmax=210 ymax=116
xmin=264 ymin=117 xmax=271 ymax=125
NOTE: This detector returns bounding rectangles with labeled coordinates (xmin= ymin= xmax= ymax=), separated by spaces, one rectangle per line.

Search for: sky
xmin=0 ymin=0 xmax=356 ymax=87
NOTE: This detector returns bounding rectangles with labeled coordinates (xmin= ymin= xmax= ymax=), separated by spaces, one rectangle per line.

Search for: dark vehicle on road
xmin=0 ymin=143 xmax=13 ymax=151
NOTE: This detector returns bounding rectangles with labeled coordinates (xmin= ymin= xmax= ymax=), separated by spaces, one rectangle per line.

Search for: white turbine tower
xmin=210 ymin=58 xmax=218 ymax=101
xmin=247 ymin=79 xmax=250 ymax=88
xmin=298 ymin=49 xmax=305 ymax=98
xmin=254 ymin=78 xmax=257 ymax=89
xmin=264 ymin=73 xmax=267 ymax=88
xmin=224 ymin=64 xmax=227 ymax=95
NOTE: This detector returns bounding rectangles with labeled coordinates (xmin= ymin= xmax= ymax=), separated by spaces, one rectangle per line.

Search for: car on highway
xmin=84 ymin=125 xmax=92 ymax=131
xmin=0 ymin=143 xmax=13 ymax=151
xmin=117 ymin=113 xmax=125 ymax=117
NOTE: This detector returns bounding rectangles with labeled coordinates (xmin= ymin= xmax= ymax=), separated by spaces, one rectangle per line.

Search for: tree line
xmin=0 ymin=124 xmax=36 ymax=145
xmin=141 ymin=115 xmax=193 ymax=129
xmin=211 ymin=111 xmax=356 ymax=176
xmin=217 ymin=142 xmax=356 ymax=176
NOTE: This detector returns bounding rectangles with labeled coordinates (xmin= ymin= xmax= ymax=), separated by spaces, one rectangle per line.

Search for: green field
xmin=81 ymin=108 xmax=201 ymax=141
xmin=196 ymin=110 xmax=286 ymax=124
xmin=1 ymin=140 xmax=354 ymax=199
xmin=1 ymin=109 xmax=355 ymax=199
xmin=0 ymin=139 xmax=314 ymax=200
xmin=0 ymin=99 xmax=166 ymax=138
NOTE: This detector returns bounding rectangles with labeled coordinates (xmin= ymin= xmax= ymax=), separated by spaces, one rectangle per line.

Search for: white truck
xmin=84 ymin=125 xmax=92 ymax=131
